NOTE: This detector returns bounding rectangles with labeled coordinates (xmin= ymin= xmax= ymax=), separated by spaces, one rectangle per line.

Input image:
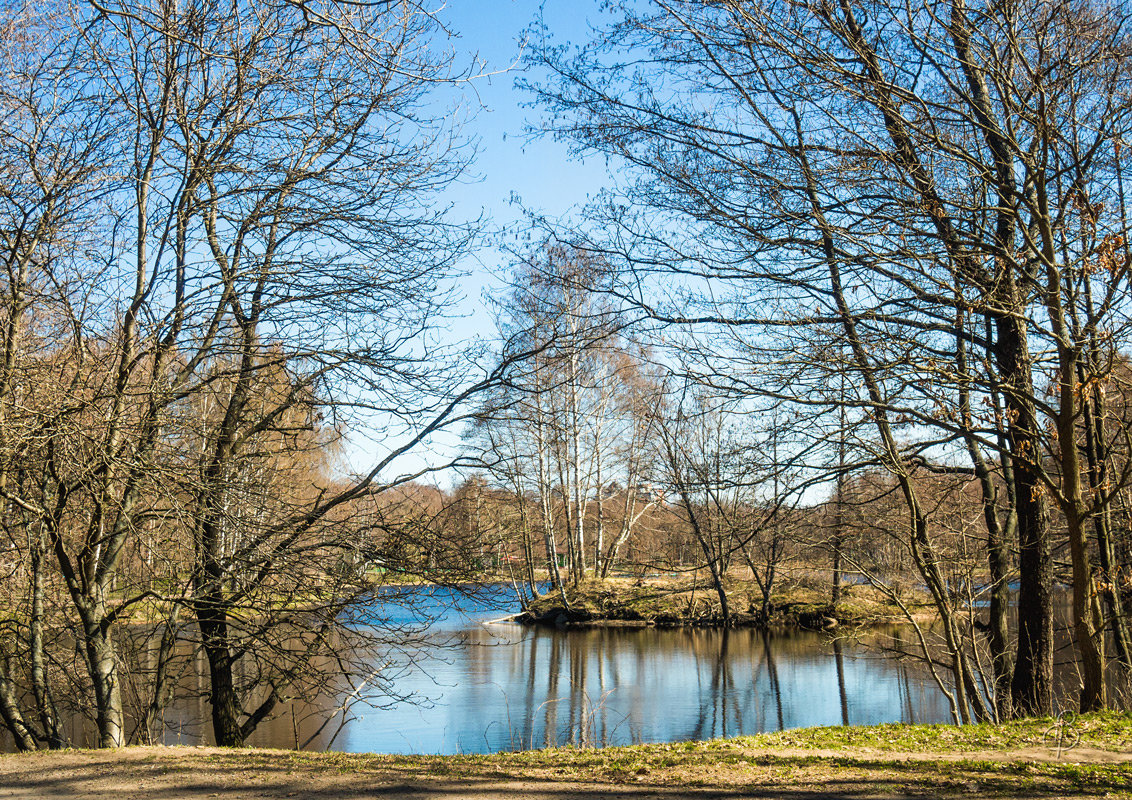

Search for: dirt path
xmin=0 ymin=745 xmax=1128 ymax=800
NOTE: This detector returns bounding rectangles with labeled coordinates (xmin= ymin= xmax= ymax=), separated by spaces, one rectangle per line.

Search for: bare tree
xmin=0 ymin=0 xmax=509 ymax=749
xmin=528 ymin=0 xmax=1132 ymax=716
xmin=474 ymin=242 xmax=654 ymax=593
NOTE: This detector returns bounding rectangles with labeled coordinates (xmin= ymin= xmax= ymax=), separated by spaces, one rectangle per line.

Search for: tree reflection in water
xmin=833 ymin=637 xmax=849 ymax=726
xmin=326 ymin=624 xmax=955 ymax=754
xmin=1 ymin=620 xmax=952 ymax=754
xmin=3 ymin=588 xmax=1093 ymax=755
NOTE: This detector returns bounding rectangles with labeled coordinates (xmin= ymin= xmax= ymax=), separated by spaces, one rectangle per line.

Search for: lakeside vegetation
xmin=518 ymin=575 xmax=934 ymax=629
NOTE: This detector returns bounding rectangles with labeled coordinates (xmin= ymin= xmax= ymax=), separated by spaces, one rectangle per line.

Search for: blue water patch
xmin=234 ymin=591 xmax=953 ymax=754
xmin=342 ymin=582 xmax=544 ymax=630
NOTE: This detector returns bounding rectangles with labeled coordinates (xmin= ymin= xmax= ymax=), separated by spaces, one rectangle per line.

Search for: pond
xmin=0 ymin=584 xmax=955 ymax=753
xmin=220 ymin=584 xmax=954 ymax=754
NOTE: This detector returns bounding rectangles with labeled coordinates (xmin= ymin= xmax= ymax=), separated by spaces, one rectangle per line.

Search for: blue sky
xmin=435 ymin=1 xmax=610 ymax=213
xmin=431 ymin=1 xmax=615 ymax=330
xmin=344 ymin=2 xmax=618 ymax=481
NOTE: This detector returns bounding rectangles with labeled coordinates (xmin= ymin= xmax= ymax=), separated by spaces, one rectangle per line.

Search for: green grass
xmin=282 ymin=714 xmax=1132 ymax=796
xmin=8 ymin=714 xmax=1132 ymax=798
xmin=477 ymin=714 xmax=1132 ymax=796
xmin=259 ymin=712 xmax=1126 ymax=775
xmin=731 ymin=711 xmax=1132 ymax=752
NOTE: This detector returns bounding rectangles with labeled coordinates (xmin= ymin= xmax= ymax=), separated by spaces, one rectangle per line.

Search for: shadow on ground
xmin=0 ymin=746 xmax=1124 ymax=799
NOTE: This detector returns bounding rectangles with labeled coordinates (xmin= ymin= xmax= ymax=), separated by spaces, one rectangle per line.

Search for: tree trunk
xmin=996 ymin=312 xmax=1054 ymax=717
xmin=83 ymin=621 xmax=124 ymax=748
xmin=0 ymin=656 xmax=37 ymax=751
xmin=29 ymin=539 xmax=64 ymax=748
xmin=959 ymin=308 xmax=1013 ymax=720
xmin=140 ymin=607 xmax=182 ymax=745
xmin=832 ymin=406 xmax=846 ymax=607
xmin=1079 ymin=332 xmax=1132 ymax=671
xmin=197 ymin=609 xmax=244 ymax=747
xmin=676 ymin=486 xmax=730 ymax=626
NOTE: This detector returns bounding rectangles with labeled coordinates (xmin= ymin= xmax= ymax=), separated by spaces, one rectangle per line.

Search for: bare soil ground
xmin=1 ymin=743 xmax=1129 ymax=800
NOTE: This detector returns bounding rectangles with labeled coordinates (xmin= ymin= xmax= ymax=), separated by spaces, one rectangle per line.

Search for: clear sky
xmin=432 ymin=1 xmax=615 ymax=330
xmin=435 ymin=1 xmax=611 ymax=210
xmin=344 ymin=2 xmax=617 ymax=481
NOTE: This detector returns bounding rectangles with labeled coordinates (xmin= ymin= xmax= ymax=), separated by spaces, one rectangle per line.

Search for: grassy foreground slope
xmin=0 ymin=714 xmax=1129 ymax=799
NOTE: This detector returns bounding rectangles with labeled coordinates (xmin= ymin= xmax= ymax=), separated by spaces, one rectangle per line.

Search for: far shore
xmin=516 ymin=576 xmax=936 ymax=631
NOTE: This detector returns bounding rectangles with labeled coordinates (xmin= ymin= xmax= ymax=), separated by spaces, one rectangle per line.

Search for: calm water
xmin=1 ymin=585 xmax=954 ymax=753
xmin=228 ymin=584 xmax=952 ymax=753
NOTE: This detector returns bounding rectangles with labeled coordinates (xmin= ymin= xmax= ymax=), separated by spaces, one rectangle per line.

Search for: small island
xmin=516 ymin=576 xmax=933 ymax=630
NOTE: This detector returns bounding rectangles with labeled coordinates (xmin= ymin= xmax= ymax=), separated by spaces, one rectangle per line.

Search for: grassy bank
xmin=484 ymin=713 xmax=1132 ymax=795
xmin=519 ymin=576 xmax=932 ymax=629
xmin=2 ymin=714 xmax=1129 ymax=799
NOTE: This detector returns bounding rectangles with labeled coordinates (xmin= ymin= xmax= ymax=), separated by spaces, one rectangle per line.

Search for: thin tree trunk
xmin=0 ymin=655 xmax=37 ymax=751
xmin=29 ymin=535 xmax=64 ymax=748
xmin=1040 ymin=199 xmax=1106 ymax=712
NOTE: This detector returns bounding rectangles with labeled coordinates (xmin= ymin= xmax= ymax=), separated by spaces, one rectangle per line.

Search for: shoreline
xmin=515 ymin=577 xmax=936 ymax=631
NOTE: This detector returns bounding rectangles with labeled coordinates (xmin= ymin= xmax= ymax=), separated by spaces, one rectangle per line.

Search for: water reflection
xmin=0 ymin=585 xmax=955 ymax=754
xmin=293 ymin=624 xmax=952 ymax=755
